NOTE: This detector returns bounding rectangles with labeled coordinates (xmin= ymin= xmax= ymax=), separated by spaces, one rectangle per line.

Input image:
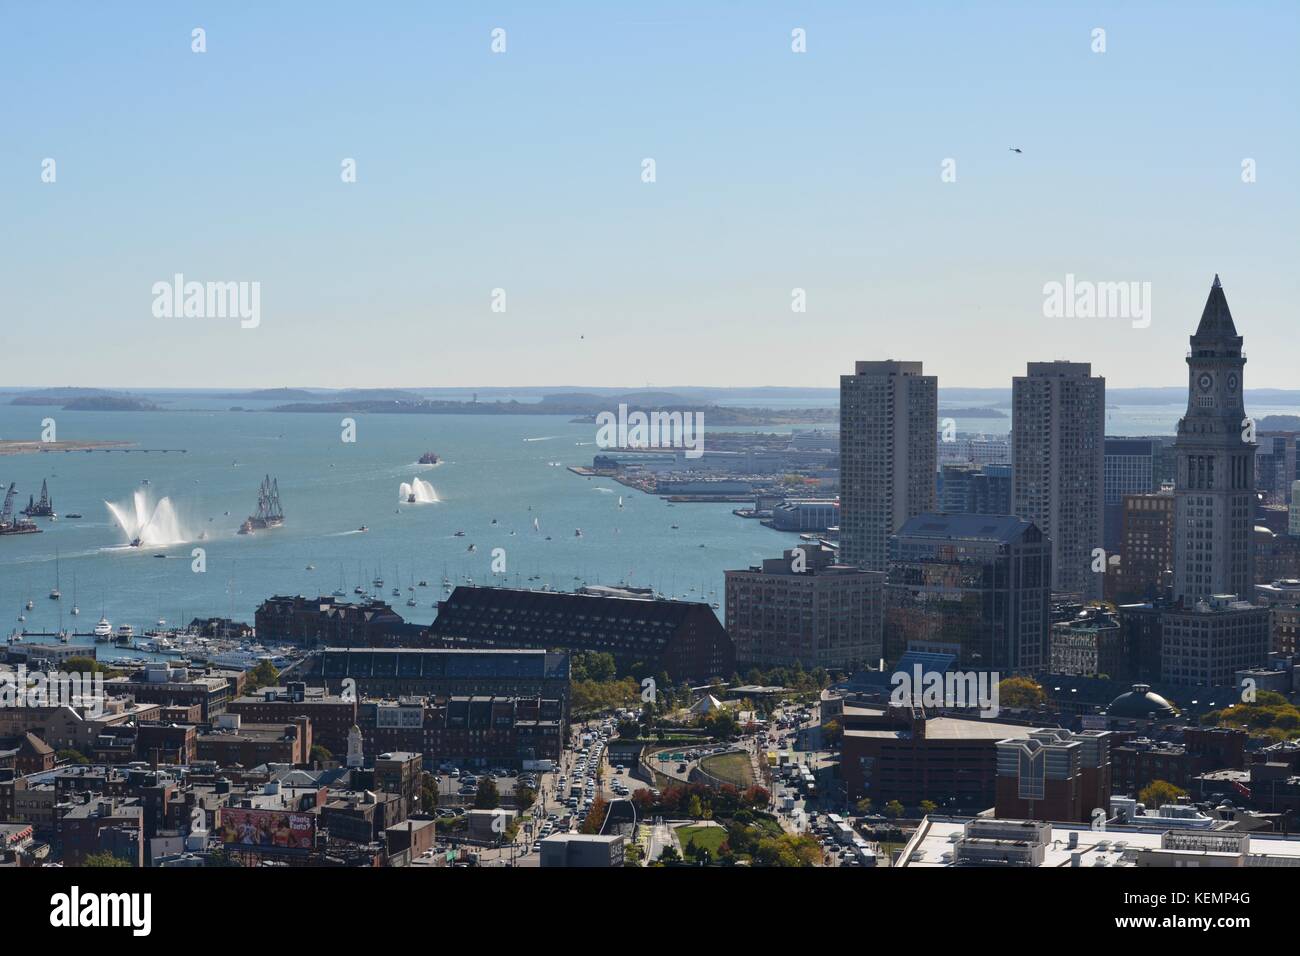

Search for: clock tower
xmin=1172 ymin=275 xmax=1255 ymax=604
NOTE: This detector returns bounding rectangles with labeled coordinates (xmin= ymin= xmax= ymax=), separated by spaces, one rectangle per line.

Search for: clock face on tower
xmin=1227 ymin=372 xmax=1239 ymax=392
xmin=1198 ymin=372 xmax=1213 ymax=392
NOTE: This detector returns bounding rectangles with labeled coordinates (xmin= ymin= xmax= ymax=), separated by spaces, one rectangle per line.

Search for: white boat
xmin=94 ymin=617 xmax=113 ymax=639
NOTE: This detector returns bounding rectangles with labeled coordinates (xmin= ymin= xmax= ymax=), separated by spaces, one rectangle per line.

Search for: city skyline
xmin=4 ymin=0 xmax=1300 ymax=899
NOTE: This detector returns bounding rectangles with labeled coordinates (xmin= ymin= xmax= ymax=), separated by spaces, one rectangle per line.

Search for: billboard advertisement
xmin=219 ymin=807 xmax=316 ymax=849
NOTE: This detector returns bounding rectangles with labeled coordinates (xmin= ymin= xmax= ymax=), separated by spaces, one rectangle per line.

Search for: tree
xmin=919 ymin=800 xmax=937 ymax=816
xmin=686 ymin=795 xmax=704 ymax=819
xmin=84 ymin=851 xmax=129 ymax=868
xmin=421 ymin=774 xmax=440 ymax=813
xmin=473 ymin=778 xmax=500 ymax=809
xmin=581 ymin=796 xmax=608 ymax=834
xmin=572 ymin=651 xmax=617 ymax=683
xmin=57 ymin=748 xmax=90 ymax=766
xmin=1138 ymin=780 xmax=1187 ymax=808
xmin=855 ymin=797 xmax=873 ymax=815
xmin=309 ymin=745 xmax=332 ymax=765
xmin=883 ymin=800 xmax=905 ymax=819
xmin=514 ymin=783 xmax=537 ymax=810
xmin=63 ymin=655 xmax=112 ymax=674
xmin=998 ymin=676 xmax=1046 ymax=709
xmin=246 ymin=659 xmax=279 ymax=693
xmin=821 ymin=720 xmax=843 ymax=747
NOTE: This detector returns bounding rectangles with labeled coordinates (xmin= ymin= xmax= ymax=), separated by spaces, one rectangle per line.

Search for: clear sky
xmin=3 ymin=1 xmax=1297 ymax=390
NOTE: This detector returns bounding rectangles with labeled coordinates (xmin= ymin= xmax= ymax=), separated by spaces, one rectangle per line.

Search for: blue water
xmin=1 ymin=404 xmax=794 ymax=638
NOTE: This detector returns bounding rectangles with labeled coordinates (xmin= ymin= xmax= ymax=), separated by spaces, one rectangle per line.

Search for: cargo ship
xmin=0 ymin=484 xmax=42 ymax=535
xmin=237 ymin=475 xmax=284 ymax=534
xmin=418 ymin=451 xmax=440 ymax=464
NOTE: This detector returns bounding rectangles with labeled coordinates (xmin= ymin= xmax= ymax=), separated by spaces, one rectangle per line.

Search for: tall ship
xmin=21 ymin=479 xmax=54 ymax=517
xmin=238 ymin=475 xmax=285 ymax=534
xmin=0 ymin=483 xmax=42 ymax=535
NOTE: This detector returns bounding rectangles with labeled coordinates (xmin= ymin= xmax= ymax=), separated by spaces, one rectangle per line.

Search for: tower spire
xmin=1193 ymin=273 xmax=1238 ymax=342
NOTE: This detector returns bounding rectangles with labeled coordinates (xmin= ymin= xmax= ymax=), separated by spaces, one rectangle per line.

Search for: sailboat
xmin=49 ymin=551 xmax=62 ymax=600
xmin=532 ymin=517 xmax=540 ymax=533
xmin=333 ymin=563 xmax=347 ymax=598
xmin=71 ymin=572 xmax=79 ymax=616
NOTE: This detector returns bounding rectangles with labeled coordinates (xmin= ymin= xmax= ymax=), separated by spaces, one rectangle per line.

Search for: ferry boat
xmin=115 ymin=625 xmax=135 ymax=645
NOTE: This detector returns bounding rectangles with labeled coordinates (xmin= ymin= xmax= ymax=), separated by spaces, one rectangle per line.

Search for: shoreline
xmin=0 ymin=440 xmax=134 ymax=456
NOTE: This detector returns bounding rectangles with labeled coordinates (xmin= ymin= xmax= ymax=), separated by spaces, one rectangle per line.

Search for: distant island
xmin=268 ymin=391 xmax=837 ymax=425
xmin=9 ymin=388 xmax=161 ymax=412
xmin=939 ymin=407 xmax=1007 ymax=418
xmin=217 ymin=387 xmax=426 ymax=403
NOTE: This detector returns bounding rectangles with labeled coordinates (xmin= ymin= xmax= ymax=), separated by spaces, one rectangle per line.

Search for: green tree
xmin=420 ymin=774 xmax=440 ymax=813
xmin=57 ymin=748 xmax=90 ymax=766
xmin=572 ymin=651 xmax=617 ymax=683
xmin=686 ymin=795 xmax=704 ymax=819
xmin=855 ymin=797 xmax=873 ymax=815
xmin=63 ymin=655 xmax=113 ymax=674
xmin=883 ymin=800 xmax=905 ymax=819
xmin=919 ymin=800 xmax=937 ymax=816
xmin=514 ymin=782 xmax=537 ymax=810
xmin=309 ymin=745 xmax=332 ymax=765
xmin=821 ymin=720 xmax=843 ymax=747
xmin=84 ymin=851 xmax=130 ymax=868
xmin=246 ymin=659 xmax=280 ymax=693
xmin=473 ymin=778 xmax=500 ymax=809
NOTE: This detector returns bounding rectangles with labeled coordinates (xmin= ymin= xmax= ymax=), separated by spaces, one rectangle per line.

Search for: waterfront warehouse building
xmin=428 ymin=587 xmax=734 ymax=682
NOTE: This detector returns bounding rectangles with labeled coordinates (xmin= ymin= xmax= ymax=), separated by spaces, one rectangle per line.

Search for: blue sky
xmin=3 ymin=1 xmax=1297 ymax=389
